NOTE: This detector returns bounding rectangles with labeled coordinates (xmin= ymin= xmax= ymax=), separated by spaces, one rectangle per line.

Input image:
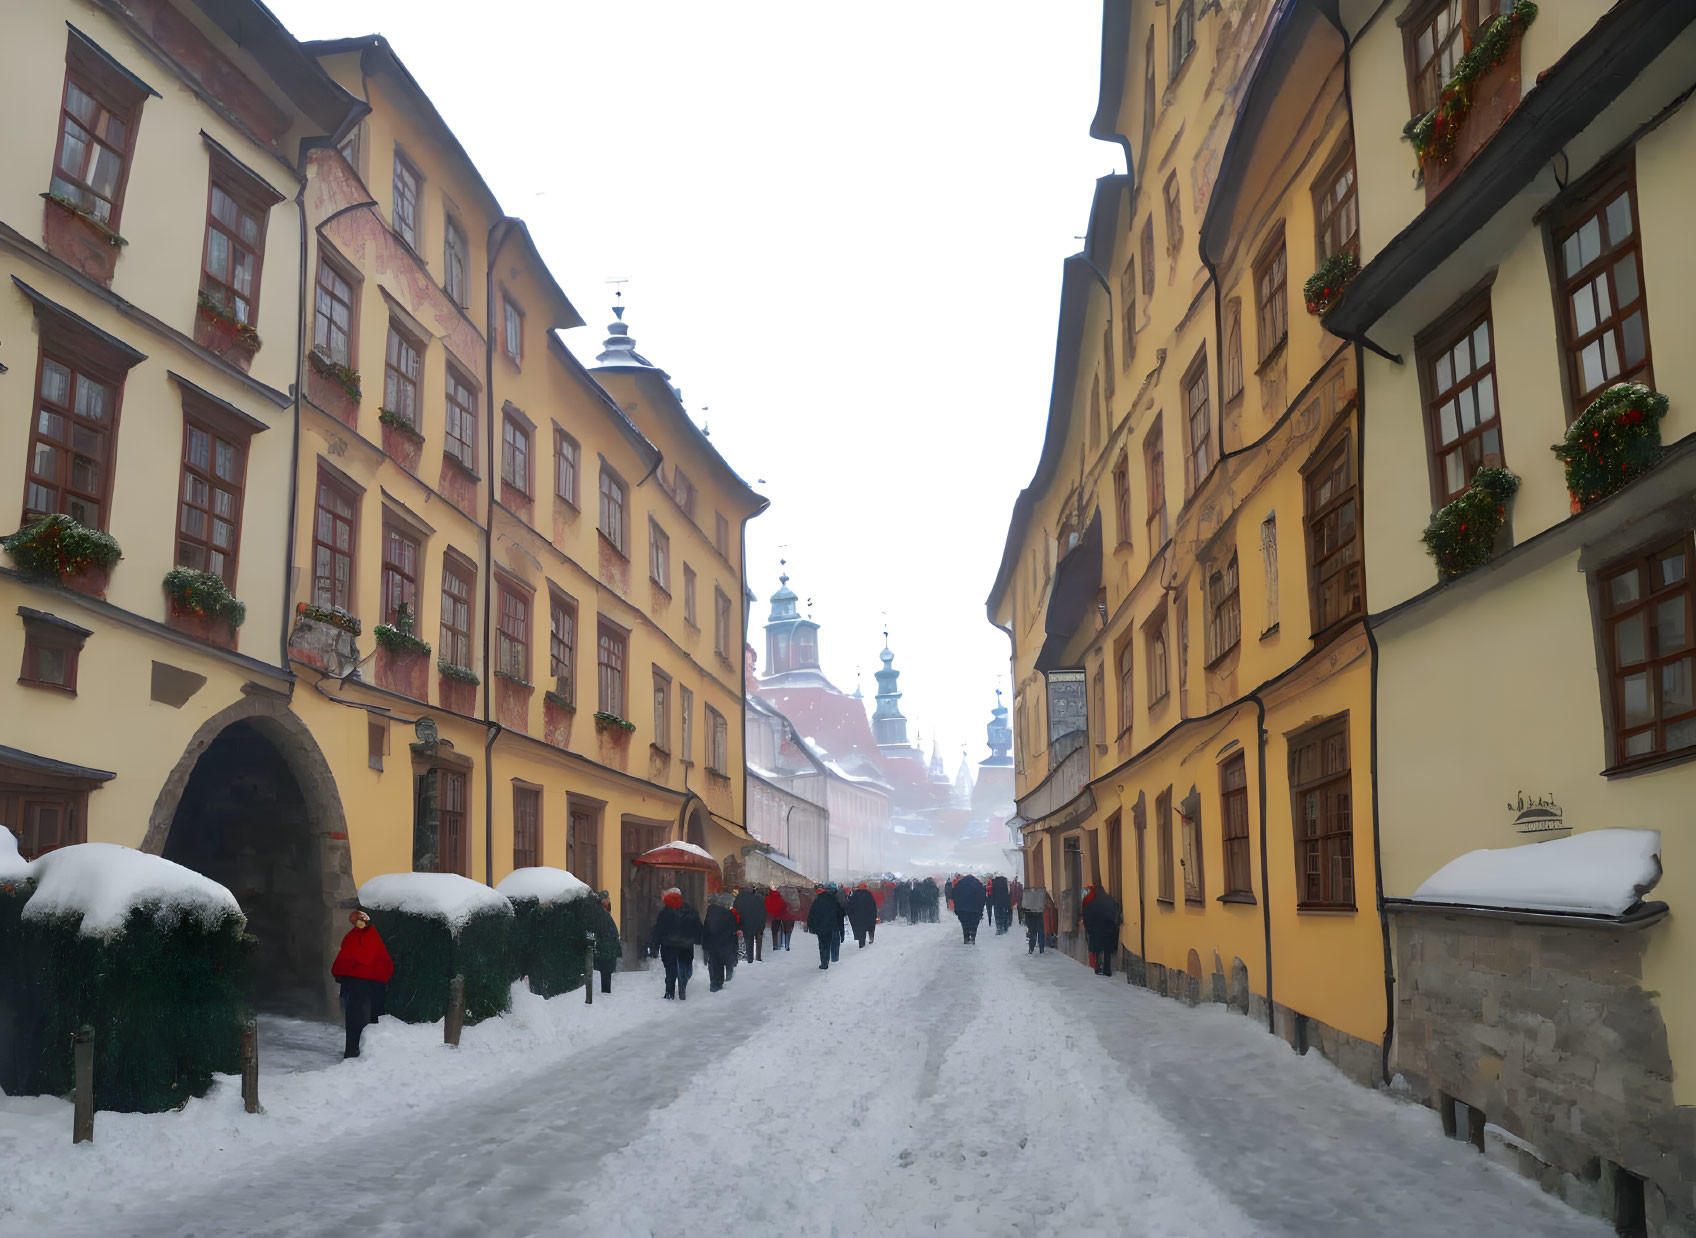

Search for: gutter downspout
xmin=1201 ymin=249 xmax=1225 ymax=458
xmin=1254 ymin=693 xmax=1274 ymax=1035
xmin=481 ymin=218 xmax=516 ymax=887
xmin=282 ymin=180 xmax=309 ymax=671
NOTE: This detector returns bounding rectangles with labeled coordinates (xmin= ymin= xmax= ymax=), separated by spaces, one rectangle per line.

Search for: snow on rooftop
xmin=0 ymin=828 xmax=28 ymax=882
xmin=497 ymin=866 xmax=594 ymax=905
xmin=1411 ymin=828 xmax=1662 ymax=917
xmin=22 ymin=842 xmax=242 ymax=938
xmin=361 ymin=872 xmax=513 ymax=929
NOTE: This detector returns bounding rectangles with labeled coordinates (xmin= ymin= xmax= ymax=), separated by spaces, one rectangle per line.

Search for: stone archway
xmin=144 ymin=696 xmax=354 ymax=1019
xmin=683 ymin=801 xmax=708 ymax=851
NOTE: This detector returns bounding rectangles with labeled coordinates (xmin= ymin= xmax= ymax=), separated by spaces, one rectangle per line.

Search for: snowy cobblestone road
xmin=2 ymin=921 xmax=1607 ymax=1237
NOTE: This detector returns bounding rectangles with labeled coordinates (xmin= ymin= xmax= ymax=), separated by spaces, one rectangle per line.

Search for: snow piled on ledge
xmin=0 ymin=828 xmax=29 ymax=882
xmin=360 ymin=872 xmax=512 ymax=929
xmin=1411 ymin=828 xmax=1662 ymax=917
xmin=20 ymin=842 xmax=242 ymax=938
xmin=497 ymin=866 xmax=594 ymax=904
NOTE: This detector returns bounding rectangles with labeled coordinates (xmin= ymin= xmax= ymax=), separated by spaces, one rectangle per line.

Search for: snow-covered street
xmin=2 ymin=921 xmax=1608 ymax=1238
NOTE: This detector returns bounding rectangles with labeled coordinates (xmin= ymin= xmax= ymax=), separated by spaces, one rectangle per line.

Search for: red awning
xmin=633 ymin=841 xmax=722 ymax=873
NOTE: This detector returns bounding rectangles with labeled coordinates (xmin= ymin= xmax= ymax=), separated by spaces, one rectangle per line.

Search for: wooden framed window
xmin=502 ymin=295 xmax=523 ymax=365
xmin=50 ymin=36 xmax=147 ymax=229
xmin=19 ymin=609 xmax=90 ymax=694
xmin=597 ymin=620 xmax=627 ymax=717
xmin=680 ymin=686 xmax=694 ymax=762
xmin=1306 ymin=432 xmax=1363 ymax=636
xmin=380 ymin=523 xmax=420 ymax=628
xmin=568 ymin=804 xmax=599 ymax=888
xmin=1255 ymin=234 xmax=1288 ymax=361
xmin=1600 ymin=536 xmax=1696 ymax=767
xmin=1146 ymin=607 xmax=1169 ymax=707
xmin=1103 ymin=329 xmax=1116 ymax=403
xmin=201 ymin=173 xmax=273 ymax=328
xmin=311 ymin=471 xmax=357 ymax=611
xmin=1422 ymin=300 xmax=1501 ymax=504
xmin=176 ymin=416 xmax=248 ymax=585
xmin=24 ymin=336 xmax=128 ymax=532
xmin=649 ymin=519 xmax=670 ymax=591
xmin=10 ymin=790 xmax=88 ymax=861
xmin=714 ymin=512 xmax=730 ymax=557
xmin=683 ymin=564 xmax=698 ymax=627
xmin=671 ymin=467 xmax=697 ymax=519
xmin=439 ymin=553 xmax=474 ymax=671
xmin=496 ymin=582 xmax=529 ymax=682
xmin=382 ymin=323 xmax=422 ymax=430
xmin=1155 ymin=787 xmax=1174 ymax=903
xmin=1181 ymin=796 xmax=1204 ymax=903
xmin=1141 ymin=219 xmax=1155 ymax=297
xmin=653 ymin=668 xmax=671 ymax=751
xmin=1260 ymin=514 xmax=1280 ymax=634
xmin=1091 ymin=666 xmax=1106 ymax=743
xmin=707 ymin=705 xmax=729 ymax=774
xmin=1144 ymin=413 xmax=1167 ymax=546
xmin=554 ymin=431 xmax=579 ymax=504
xmin=444 ymin=366 xmax=477 ymax=471
xmin=1290 ymin=716 xmax=1355 ymax=909
xmin=714 ymin=587 xmax=732 ymax=660
xmin=1117 ymin=639 xmax=1134 ymax=736
xmin=1120 ymin=260 xmax=1136 ymax=362
xmin=1405 ymin=0 xmax=1467 ymax=117
xmin=391 ymin=149 xmax=420 ymax=249
xmin=443 ymin=215 xmax=469 ymax=306
xmin=1553 ymin=166 xmax=1651 ymax=416
xmin=1113 ymin=453 xmax=1132 ymax=547
xmin=513 ymin=785 xmax=540 ymax=870
xmin=1207 ymin=553 xmax=1241 ymax=664
xmin=1169 ymin=0 xmax=1195 ymax=81
xmin=312 ymin=256 xmax=356 ymax=367
xmin=436 ymin=768 xmax=468 ymax=876
xmin=1163 ymin=174 xmax=1182 ymax=253
xmin=549 ymin=593 xmax=576 ymax=703
xmin=1184 ymin=350 xmax=1211 ymax=492
xmin=335 ymin=123 xmax=361 ymax=175
xmin=1224 ymin=299 xmax=1244 ymax=402
xmin=599 ymin=467 xmax=628 ymax=554
xmin=1143 ymin=29 xmax=1156 ymax=154
xmin=501 ymin=411 xmax=531 ymax=495
xmin=1089 ymin=373 xmax=1102 ymax=452
xmin=1314 ymin=146 xmax=1359 ymax=263
xmin=1220 ymin=753 xmax=1252 ymax=898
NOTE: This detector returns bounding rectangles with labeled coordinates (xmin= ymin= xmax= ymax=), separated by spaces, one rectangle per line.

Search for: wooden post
xmin=584 ymin=942 xmax=595 ymax=1005
xmin=72 ymin=1027 xmax=93 ymax=1144
xmin=241 ymin=1018 xmax=259 ymax=1114
xmin=445 ymin=974 xmax=465 ymax=1047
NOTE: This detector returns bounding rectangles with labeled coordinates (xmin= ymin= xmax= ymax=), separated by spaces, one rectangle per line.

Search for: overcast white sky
xmin=268 ymin=0 xmax=1116 ymax=765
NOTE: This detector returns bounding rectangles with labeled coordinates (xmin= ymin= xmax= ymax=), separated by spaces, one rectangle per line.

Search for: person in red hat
xmin=764 ymin=886 xmax=791 ymax=952
xmin=647 ymin=887 xmax=702 ymax=999
xmin=331 ymin=909 xmax=394 ymax=1059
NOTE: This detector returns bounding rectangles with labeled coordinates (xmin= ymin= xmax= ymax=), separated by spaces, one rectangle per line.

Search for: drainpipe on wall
xmin=1252 ymin=692 xmax=1275 ymax=1035
xmin=481 ymin=218 xmax=517 ymax=887
xmin=281 ymin=180 xmax=309 ymax=673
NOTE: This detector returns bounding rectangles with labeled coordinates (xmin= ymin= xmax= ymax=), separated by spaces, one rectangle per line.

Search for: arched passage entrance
xmin=144 ymin=699 xmax=353 ymax=1019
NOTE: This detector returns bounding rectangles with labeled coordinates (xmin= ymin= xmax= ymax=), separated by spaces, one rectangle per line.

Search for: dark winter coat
xmin=990 ymin=875 xmax=1011 ymax=912
xmin=650 ymin=902 xmax=703 ymax=953
xmin=702 ymin=904 xmax=741 ymax=964
xmin=733 ymin=889 xmax=768 ymax=935
xmin=1080 ymin=888 xmax=1122 ymax=952
xmin=589 ymin=901 xmax=621 ymax=965
xmin=806 ymin=890 xmax=839 ymax=937
xmin=951 ymin=875 xmax=986 ymax=920
xmin=847 ymin=889 xmax=878 ymax=934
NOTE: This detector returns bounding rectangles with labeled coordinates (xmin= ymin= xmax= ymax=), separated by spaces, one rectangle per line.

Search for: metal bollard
xmin=445 ymin=974 xmax=465 ymax=1047
xmin=72 ymin=1027 xmax=93 ymax=1144
xmin=241 ymin=1018 xmax=259 ymax=1114
xmin=584 ymin=930 xmax=596 ymax=1005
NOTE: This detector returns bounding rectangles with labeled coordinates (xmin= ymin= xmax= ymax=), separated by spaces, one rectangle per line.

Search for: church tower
xmin=761 ymin=566 xmax=822 ymax=685
xmin=871 ymin=635 xmax=914 ymax=755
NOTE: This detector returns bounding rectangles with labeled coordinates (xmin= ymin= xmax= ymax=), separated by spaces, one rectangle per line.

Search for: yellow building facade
xmin=1328 ymin=0 xmax=1696 ymax=1227
xmin=988 ymin=0 xmax=1384 ymax=1083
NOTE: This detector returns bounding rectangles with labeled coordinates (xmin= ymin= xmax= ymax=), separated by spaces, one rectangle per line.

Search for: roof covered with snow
xmin=1411 ymin=829 xmax=1662 ymax=917
xmin=361 ymin=872 xmax=513 ymax=929
xmin=497 ymin=866 xmax=594 ymax=905
xmin=21 ymin=843 xmax=243 ymax=938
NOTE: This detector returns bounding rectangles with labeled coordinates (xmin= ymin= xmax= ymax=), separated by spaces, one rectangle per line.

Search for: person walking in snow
xmin=1009 ymin=877 xmax=1024 ymax=926
xmin=951 ymin=873 xmax=986 ymax=944
xmin=702 ymin=893 xmax=741 ymax=992
xmin=1080 ymin=883 xmax=1123 ymax=977
xmin=332 ymin=909 xmax=394 ymax=1059
xmin=829 ymin=883 xmax=848 ymax=962
xmin=733 ymin=884 xmax=767 ymax=962
xmin=648 ymin=887 xmax=702 ymax=1000
xmin=1020 ymin=885 xmax=1051 ymax=954
xmin=847 ymin=884 xmax=879 ymax=948
xmin=989 ymin=874 xmax=1012 ymax=934
xmin=766 ymin=885 xmax=792 ymax=951
xmin=806 ymin=883 xmax=841 ymax=969
xmin=590 ymin=890 xmax=621 ymax=994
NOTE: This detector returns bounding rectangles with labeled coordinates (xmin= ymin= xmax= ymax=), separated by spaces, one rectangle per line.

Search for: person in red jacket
xmin=331 ymin=909 xmax=394 ymax=1059
xmin=764 ymin=886 xmax=792 ymax=952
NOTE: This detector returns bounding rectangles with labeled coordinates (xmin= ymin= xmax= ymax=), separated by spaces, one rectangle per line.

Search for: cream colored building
xmin=1328 ymin=0 xmax=1696 ymax=1229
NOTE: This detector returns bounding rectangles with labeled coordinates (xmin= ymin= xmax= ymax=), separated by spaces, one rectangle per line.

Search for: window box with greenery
xmin=1402 ymin=2 xmax=1537 ymax=181
xmin=194 ymin=291 xmax=260 ymax=360
xmin=1552 ymin=383 xmax=1669 ymax=513
xmin=307 ymin=346 xmax=361 ymax=402
xmin=1421 ymin=466 xmax=1520 ymax=580
xmin=3 ymin=514 xmax=122 ymax=598
xmin=163 ymin=567 xmax=245 ymax=649
xmin=437 ymin=658 xmax=480 ymax=714
xmin=373 ymin=601 xmax=430 ymax=699
xmin=1305 ymin=251 xmax=1358 ymax=317
xmin=290 ymin=601 xmax=361 ymax=676
xmin=593 ymin=710 xmax=636 ymax=734
xmin=377 ymin=406 xmax=424 ymax=441
xmin=438 ymin=659 xmax=479 ymax=685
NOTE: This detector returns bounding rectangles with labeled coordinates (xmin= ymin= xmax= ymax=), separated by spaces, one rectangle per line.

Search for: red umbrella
xmin=633 ymin=841 xmax=721 ymax=873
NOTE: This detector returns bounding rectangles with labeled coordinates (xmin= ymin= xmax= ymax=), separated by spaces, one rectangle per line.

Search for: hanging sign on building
xmin=1508 ymin=791 xmax=1569 ymax=839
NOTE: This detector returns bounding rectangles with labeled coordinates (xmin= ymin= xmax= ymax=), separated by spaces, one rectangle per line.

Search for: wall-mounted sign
xmin=1508 ymin=791 xmax=1569 ymax=838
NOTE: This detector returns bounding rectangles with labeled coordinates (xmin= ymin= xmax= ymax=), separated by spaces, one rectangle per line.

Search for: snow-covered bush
xmin=0 ymin=839 xmax=250 ymax=1111
xmin=359 ymin=873 xmax=517 ymax=1025
xmin=498 ymin=867 xmax=596 ymax=998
